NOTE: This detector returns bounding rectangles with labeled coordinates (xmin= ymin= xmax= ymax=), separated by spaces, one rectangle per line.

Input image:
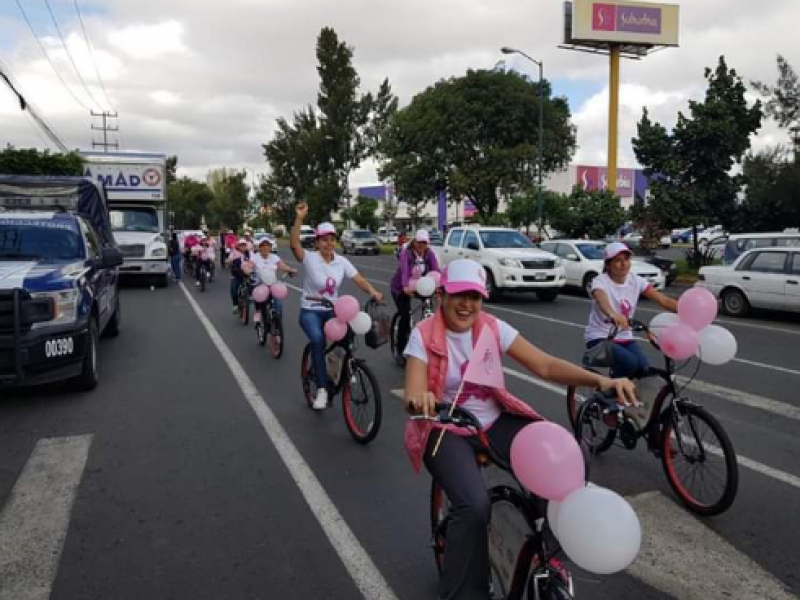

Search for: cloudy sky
xmin=0 ymin=0 xmax=794 ymax=188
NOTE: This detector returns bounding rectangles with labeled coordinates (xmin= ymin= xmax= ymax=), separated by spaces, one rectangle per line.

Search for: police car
xmin=0 ymin=176 xmax=124 ymax=390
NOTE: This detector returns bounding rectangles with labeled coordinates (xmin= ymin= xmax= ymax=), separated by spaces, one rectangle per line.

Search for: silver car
xmin=341 ymin=230 xmax=380 ymax=255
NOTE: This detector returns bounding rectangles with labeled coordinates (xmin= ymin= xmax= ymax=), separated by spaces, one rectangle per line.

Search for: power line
xmin=43 ymin=0 xmax=104 ymax=112
xmin=14 ymin=0 xmax=92 ymax=112
xmin=72 ymin=0 xmax=115 ymax=113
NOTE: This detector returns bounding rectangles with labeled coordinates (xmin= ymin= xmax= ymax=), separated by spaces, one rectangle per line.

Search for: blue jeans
xmin=255 ymin=298 xmax=283 ymax=317
xmin=231 ymin=277 xmax=244 ymax=306
xmin=586 ymin=339 xmax=650 ymax=379
xmin=170 ymin=254 xmax=182 ymax=280
xmin=299 ymin=308 xmax=333 ymax=388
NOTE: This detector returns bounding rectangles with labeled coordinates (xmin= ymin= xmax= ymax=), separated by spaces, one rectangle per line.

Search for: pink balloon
xmin=428 ymin=271 xmax=442 ymax=288
xmin=252 ymin=285 xmax=270 ymax=303
xmin=677 ymin=288 xmax=718 ymax=331
xmin=271 ymin=283 xmax=288 ymax=299
xmin=324 ymin=318 xmax=348 ymax=342
xmin=334 ymin=295 xmax=360 ymax=322
xmin=659 ymin=322 xmax=700 ymax=360
xmin=510 ymin=422 xmax=585 ymax=502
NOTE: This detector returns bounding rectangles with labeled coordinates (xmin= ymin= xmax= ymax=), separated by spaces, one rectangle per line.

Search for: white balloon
xmin=696 ymin=324 xmax=737 ymax=366
xmin=350 ymin=311 xmax=373 ymax=335
xmin=547 ymin=501 xmax=561 ymax=539
xmin=650 ymin=312 xmax=680 ymax=334
xmin=415 ymin=276 xmax=436 ymax=297
xmin=556 ymin=485 xmax=641 ymax=575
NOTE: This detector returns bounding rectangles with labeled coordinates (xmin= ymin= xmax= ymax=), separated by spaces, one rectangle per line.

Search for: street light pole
xmin=501 ymin=47 xmax=545 ymax=237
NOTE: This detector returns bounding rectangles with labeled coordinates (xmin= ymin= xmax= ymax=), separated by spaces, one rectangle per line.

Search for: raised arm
xmin=290 ymin=202 xmax=308 ymax=262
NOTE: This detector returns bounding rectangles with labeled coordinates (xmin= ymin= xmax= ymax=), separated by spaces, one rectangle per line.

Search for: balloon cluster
xmin=650 ymin=288 xmax=737 ymax=365
xmin=510 ymin=422 xmax=641 ymax=574
xmin=324 ymin=295 xmax=373 ymax=341
xmin=251 ymin=268 xmax=289 ymax=304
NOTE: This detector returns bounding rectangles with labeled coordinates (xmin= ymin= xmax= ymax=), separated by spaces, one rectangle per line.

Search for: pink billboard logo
xmin=577 ymin=165 xmax=635 ymax=198
xmin=592 ymin=3 xmax=617 ymax=31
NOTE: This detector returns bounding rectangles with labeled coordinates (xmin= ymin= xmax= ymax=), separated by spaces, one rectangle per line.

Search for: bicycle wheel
xmin=568 ymin=387 xmax=617 ymax=454
xmin=268 ymin=311 xmax=284 ymax=359
xmin=389 ymin=312 xmax=405 ymax=367
xmin=430 ymin=481 xmax=450 ymax=575
xmin=300 ymin=345 xmax=318 ymax=409
xmin=238 ymin=286 xmax=249 ymax=325
xmin=529 ymin=576 xmax=574 ymax=600
xmin=255 ymin=311 xmax=266 ymax=346
xmin=661 ymin=402 xmax=739 ymax=516
xmin=342 ymin=362 xmax=382 ymax=444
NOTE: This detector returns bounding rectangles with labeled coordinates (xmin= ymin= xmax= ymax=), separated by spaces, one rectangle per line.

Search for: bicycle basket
xmin=364 ymin=299 xmax=391 ymax=349
xmin=583 ymin=340 xmax=615 ymax=368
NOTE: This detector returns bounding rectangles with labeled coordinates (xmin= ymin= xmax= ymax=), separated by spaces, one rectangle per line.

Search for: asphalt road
xmin=0 ymin=254 xmax=798 ymax=600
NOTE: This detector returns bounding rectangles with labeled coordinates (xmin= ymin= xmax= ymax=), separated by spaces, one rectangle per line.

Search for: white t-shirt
xmin=404 ymin=319 xmax=519 ymax=428
xmin=253 ymin=253 xmax=281 ymax=286
xmin=585 ymin=273 xmax=651 ymax=342
xmin=301 ymin=251 xmax=358 ymax=310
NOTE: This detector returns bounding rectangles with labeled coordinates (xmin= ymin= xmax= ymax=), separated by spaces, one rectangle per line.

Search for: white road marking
xmin=627 ymin=491 xmax=798 ymax=600
xmin=730 ymin=357 xmax=800 ymax=377
xmin=675 ymin=376 xmax=800 ymax=422
xmin=0 ymin=435 xmax=93 ymax=600
xmin=180 ymin=283 xmax=398 ymax=600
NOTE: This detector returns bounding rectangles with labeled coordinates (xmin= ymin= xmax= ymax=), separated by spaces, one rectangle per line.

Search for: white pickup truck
xmin=435 ymin=227 xmax=566 ymax=302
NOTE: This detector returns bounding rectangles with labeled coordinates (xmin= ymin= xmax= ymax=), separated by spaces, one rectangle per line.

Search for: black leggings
xmin=392 ymin=291 xmax=412 ymax=354
xmin=424 ymin=413 xmax=533 ymax=600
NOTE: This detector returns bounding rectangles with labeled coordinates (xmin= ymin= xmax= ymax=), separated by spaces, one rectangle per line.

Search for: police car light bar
xmin=0 ymin=195 xmax=78 ymax=211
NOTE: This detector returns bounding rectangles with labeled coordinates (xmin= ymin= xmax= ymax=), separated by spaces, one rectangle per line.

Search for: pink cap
xmin=605 ymin=242 xmax=632 ymax=260
xmin=315 ymin=222 xmax=337 ymax=238
xmin=415 ymin=229 xmax=430 ymax=243
xmin=442 ymin=259 xmax=488 ymax=298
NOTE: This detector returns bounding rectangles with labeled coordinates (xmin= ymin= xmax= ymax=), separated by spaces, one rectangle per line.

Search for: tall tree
xmin=165 ymin=155 xmax=178 ymax=184
xmin=207 ymin=168 xmax=250 ymax=231
xmin=341 ymin=195 xmax=379 ymax=230
xmin=0 ymin=146 xmax=84 ymax=175
xmin=633 ymin=56 xmax=762 ymax=262
xmin=167 ymin=177 xmax=214 ymax=230
xmin=752 ymin=55 xmax=800 ymax=155
xmin=736 ymin=146 xmax=800 ymax=231
xmin=380 ymin=69 xmax=576 ymax=224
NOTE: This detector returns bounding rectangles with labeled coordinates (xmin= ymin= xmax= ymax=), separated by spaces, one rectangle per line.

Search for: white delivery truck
xmin=81 ymin=151 xmax=170 ymax=287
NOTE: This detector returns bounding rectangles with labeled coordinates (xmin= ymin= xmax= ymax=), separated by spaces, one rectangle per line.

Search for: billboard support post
xmin=607 ymin=44 xmax=621 ymax=194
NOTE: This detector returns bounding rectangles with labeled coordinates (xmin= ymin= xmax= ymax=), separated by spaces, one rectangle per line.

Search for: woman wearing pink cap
xmin=291 ymin=202 xmax=384 ymax=410
xmin=403 ymin=258 xmax=637 ymax=600
xmin=585 ymin=242 xmax=678 ymax=379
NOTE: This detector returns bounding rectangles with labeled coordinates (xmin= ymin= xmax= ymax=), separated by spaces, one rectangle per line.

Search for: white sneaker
xmin=312 ymin=388 xmax=328 ymax=410
xmin=195 ymin=281 xmax=200 ymax=287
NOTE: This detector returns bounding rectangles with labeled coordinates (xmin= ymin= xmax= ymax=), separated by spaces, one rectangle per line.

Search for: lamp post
xmin=501 ymin=47 xmax=545 ymax=237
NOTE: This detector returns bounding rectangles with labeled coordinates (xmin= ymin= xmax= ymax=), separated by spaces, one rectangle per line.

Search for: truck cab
xmin=0 ymin=176 xmax=124 ymax=390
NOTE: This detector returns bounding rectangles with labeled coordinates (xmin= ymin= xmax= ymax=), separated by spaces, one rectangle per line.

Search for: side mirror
xmin=466 ymin=242 xmax=479 ymax=251
xmin=566 ymin=253 xmax=579 ymax=261
xmin=100 ymin=247 xmax=124 ymax=268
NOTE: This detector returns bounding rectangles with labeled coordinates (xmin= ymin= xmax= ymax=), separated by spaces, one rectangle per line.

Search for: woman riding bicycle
xmin=227 ymin=239 xmax=252 ymax=313
xmin=390 ymin=229 xmax=440 ymax=355
xmin=193 ymin=237 xmax=215 ymax=287
xmin=252 ymin=236 xmax=296 ymax=320
xmin=403 ymin=258 xmax=637 ymax=600
xmin=290 ymin=202 xmax=384 ymax=410
xmin=585 ymin=242 xmax=678 ymax=379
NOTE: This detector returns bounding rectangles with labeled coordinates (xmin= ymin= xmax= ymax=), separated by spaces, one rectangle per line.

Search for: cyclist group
xmin=197 ymin=202 xmax=731 ymax=600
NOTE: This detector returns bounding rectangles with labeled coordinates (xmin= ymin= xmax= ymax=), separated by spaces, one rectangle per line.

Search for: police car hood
xmin=0 ymin=260 xmax=87 ymax=292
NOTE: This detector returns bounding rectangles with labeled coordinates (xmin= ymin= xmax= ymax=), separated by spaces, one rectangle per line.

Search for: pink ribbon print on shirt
xmin=620 ymin=298 xmax=633 ymax=319
xmin=320 ymin=276 xmax=336 ymax=296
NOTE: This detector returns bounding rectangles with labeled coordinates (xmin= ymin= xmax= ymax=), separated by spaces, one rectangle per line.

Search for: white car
xmin=697 ymin=247 xmax=800 ymax=317
xmin=436 ymin=227 xmax=566 ymax=302
xmin=698 ymin=226 xmax=727 ymax=247
xmin=540 ymin=240 xmax=666 ymax=295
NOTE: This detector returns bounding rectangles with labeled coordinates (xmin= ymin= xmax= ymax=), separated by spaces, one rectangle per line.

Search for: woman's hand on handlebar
xmin=371 ymin=290 xmax=385 ymax=303
xmin=598 ymin=376 xmax=638 ymax=407
xmin=608 ymin=313 xmax=630 ymax=331
xmin=406 ymin=391 xmax=437 ymax=416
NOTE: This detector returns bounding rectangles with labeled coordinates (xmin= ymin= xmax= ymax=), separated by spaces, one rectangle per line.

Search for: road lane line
xmin=627 ymin=491 xmax=797 ymax=600
xmin=180 ymin=283 xmax=398 ymax=600
xmin=0 ymin=435 xmax=93 ymax=600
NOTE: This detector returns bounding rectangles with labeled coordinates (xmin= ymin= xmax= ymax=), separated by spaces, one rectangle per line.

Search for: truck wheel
xmin=102 ymin=295 xmax=121 ymax=339
xmin=486 ymin=270 xmax=502 ymax=303
xmin=536 ymin=289 xmax=559 ymax=302
xmin=69 ymin=319 xmax=99 ymax=392
xmin=156 ymin=273 xmax=169 ymax=288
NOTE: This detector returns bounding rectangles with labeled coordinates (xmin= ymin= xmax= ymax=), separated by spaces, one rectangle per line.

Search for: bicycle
xmin=421 ymin=404 xmax=576 ymax=600
xmin=390 ymin=293 xmax=435 ymax=367
xmin=300 ymin=297 xmax=383 ymax=444
xmin=196 ymin=260 xmax=211 ymax=293
xmin=236 ymin=276 xmax=252 ymax=325
xmin=566 ymin=319 xmax=739 ymax=516
xmin=254 ymin=273 xmax=292 ymax=359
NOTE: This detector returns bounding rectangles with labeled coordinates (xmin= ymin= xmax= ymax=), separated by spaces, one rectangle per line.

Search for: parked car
xmin=540 ymin=240 xmax=666 ymax=295
xmin=697 ymin=247 xmax=800 ymax=317
xmin=698 ymin=225 xmax=727 ymax=248
xmin=704 ymin=235 xmax=729 ymax=261
xmin=341 ymin=229 xmax=380 ymax=255
xmin=659 ymin=234 xmax=672 ymax=249
xmin=377 ymin=227 xmax=399 ymax=244
xmin=436 ymin=226 xmax=565 ymax=302
xmin=722 ymin=230 xmax=800 ymax=265
xmin=429 ymin=230 xmax=444 ymax=246
xmin=299 ymin=225 xmax=316 ymax=248
xmin=673 ymin=227 xmax=705 ymax=244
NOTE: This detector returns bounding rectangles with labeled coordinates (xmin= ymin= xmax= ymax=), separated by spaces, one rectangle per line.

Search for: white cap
xmin=415 ymin=229 xmax=430 ymax=243
xmin=605 ymin=242 xmax=632 ymax=260
xmin=257 ymin=237 xmax=272 ymax=247
xmin=237 ymin=238 xmax=248 ymax=246
xmin=315 ymin=222 xmax=337 ymax=238
xmin=442 ymin=259 xmax=488 ymax=298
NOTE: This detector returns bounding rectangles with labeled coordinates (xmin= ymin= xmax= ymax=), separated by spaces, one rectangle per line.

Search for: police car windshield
xmin=0 ymin=220 xmax=85 ymax=261
xmin=110 ymin=207 xmax=159 ymax=233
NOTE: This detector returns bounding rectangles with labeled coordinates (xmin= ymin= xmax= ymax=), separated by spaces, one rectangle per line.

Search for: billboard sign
xmin=572 ymin=0 xmax=679 ymax=46
xmin=576 ymin=165 xmax=648 ymax=199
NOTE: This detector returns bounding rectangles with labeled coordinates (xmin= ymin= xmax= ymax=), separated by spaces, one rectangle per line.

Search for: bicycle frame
xmin=323 ymin=329 xmax=360 ymax=396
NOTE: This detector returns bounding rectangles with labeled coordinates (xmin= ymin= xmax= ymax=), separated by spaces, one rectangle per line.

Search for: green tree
xmin=207 ymin=168 xmax=250 ymax=232
xmin=547 ymin=186 xmax=627 ymax=239
xmin=735 ymin=146 xmax=800 ymax=231
xmin=0 ymin=146 xmax=84 ymax=175
xmin=507 ymin=189 xmax=562 ymax=235
xmin=168 ymin=177 xmax=214 ymax=230
xmin=380 ymin=69 xmax=576 ymax=224
xmin=165 ymin=155 xmax=178 ymax=184
xmin=752 ymin=55 xmax=800 ymax=155
xmin=633 ymin=56 xmax=762 ymax=262
xmin=341 ymin=195 xmax=379 ymax=230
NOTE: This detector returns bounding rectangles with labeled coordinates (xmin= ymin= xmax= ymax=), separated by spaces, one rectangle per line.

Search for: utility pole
xmin=91 ymin=111 xmax=119 ymax=152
